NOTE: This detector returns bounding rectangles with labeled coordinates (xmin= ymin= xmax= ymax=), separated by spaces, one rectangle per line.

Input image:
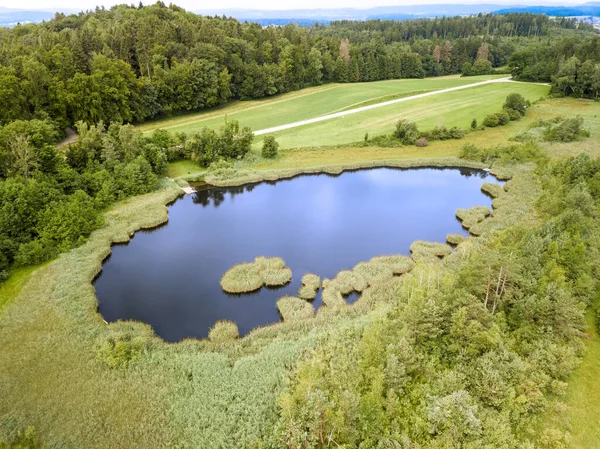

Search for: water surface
xmin=95 ymin=167 xmax=500 ymax=341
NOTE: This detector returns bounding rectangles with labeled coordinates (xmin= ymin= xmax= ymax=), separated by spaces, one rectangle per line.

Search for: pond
xmin=94 ymin=167 xmax=501 ymax=342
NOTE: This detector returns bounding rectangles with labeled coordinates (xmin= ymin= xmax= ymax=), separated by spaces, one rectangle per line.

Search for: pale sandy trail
xmin=253 ymin=77 xmax=513 ymax=136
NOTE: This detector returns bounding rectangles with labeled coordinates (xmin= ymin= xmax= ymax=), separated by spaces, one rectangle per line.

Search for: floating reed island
xmin=220 ymin=256 xmax=292 ymax=293
xmin=298 ymin=273 xmax=321 ymax=300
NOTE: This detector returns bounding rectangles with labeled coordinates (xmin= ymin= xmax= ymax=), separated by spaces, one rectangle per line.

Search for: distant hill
xmin=494 ymin=5 xmax=600 ymax=15
xmin=0 ymin=7 xmax=76 ymax=27
xmin=196 ymin=4 xmax=522 ymax=24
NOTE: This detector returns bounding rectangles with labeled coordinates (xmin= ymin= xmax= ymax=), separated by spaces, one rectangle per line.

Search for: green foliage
xmin=274 ymin=155 xmax=600 ymax=447
xmin=503 ymin=93 xmax=529 ymax=116
xmin=0 ymin=121 xmax=165 ymax=272
xmin=261 ymin=136 xmax=279 ymax=159
xmin=459 ymin=141 xmax=546 ymax=165
xmin=471 ymin=118 xmax=478 ymax=129
xmin=393 ymin=119 xmax=420 ymax=145
xmin=188 ymin=120 xmax=253 ymax=167
xmin=543 ymin=116 xmax=590 ymax=142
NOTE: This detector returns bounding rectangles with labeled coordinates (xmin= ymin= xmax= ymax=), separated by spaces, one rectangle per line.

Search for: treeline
xmin=508 ymin=33 xmax=600 ymax=98
xmin=0 ymin=3 xmax=593 ymax=128
xmin=272 ymin=150 xmax=600 ymax=447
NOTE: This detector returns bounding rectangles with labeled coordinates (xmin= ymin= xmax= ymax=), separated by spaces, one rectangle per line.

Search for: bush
xmin=96 ymin=331 xmax=147 ymax=369
xmin=261 ymin=135 xmax=279 ymax=159
xmin=471 ymin=119 xmax=477 ymax=129
xmin=504 ymin=107 xmax=522 ymax=121
xmin=483 ymin=114 xmax=501 ymax=127
xmin=503 ymin=93 xmax=528 ymax=116
xmin=497 ymin=111 xmax=511 ymax=126
xmin=393 ymin=119 xmax=420 ymax=145
xmin=543 ymin=116 xmax=590 ymax=142
xmin=415 ymin=137 xmax=428 ymax=147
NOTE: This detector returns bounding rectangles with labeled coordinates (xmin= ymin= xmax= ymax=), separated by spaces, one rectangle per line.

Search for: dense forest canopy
xmin=0 ymin=3 xmax=598 ymax=129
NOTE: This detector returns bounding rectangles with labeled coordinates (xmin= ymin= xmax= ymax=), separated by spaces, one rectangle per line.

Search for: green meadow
xmin=137 ymin=74 xmax=506 ymax=136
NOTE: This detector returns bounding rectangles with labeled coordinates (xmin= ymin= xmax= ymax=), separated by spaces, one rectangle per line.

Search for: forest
xmin=0 ymin=4 xmax=598 ymax=129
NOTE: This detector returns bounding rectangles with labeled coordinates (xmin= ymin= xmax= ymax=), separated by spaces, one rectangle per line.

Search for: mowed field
xmin=264 ymin=81 xmax=549 ymax=148
xmin=137 ymin=74 xmax=507 ymax=137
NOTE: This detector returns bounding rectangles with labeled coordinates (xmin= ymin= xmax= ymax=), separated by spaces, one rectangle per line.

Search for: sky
xmin=0 ymin=0 xmax=585 ymax=12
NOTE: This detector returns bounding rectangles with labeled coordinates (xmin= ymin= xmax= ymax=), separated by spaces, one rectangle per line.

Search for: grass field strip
xmin=254 ymin=77 xmax=513 ymax=136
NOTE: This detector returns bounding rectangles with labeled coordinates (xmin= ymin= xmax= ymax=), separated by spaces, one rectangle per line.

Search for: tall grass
xmin=276 ymin=296 xmax=315 ymax=321
xmin=220 ymin=257 xmax=292 ymax=293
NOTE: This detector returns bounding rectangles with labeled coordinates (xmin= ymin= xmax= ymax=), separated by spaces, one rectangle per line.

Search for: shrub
xmin=276 ymin=296 xmax=314 ymax=321
xmin=471 ymin=119 xmax=477 ymax=129
xmin=393 ymin=119 xmax=420 ymax=145
xmin=504 ymin=107 xmax=522 ymax=121
xmin=503 ymin=93 xmax=528 ymax=116
xmin=415 ymin=137 xmax=428 ymax=147
xmin=208 ymin=320 xmax=239 ymax=343
xmin=543 ymin=116 xmax=590 ymax=142
xmin=497 ymin=111 xmax=511 ymax=126
xmin=483 ymin=114 xmax=500 ymax=127
xmin=261 ymin=135 xmax=279 ymax=159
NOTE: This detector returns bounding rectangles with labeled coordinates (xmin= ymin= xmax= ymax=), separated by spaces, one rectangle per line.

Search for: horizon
xmin=0 ymin=0 xmax=592 ymax=13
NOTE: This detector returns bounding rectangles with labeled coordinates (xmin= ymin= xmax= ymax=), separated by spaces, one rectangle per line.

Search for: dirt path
xmin=253 ymin=77 xmax=513 ymax=136
xmin=56 ymin=127 xmax=78 ymax=148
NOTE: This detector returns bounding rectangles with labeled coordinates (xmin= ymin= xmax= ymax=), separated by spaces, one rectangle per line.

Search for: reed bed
xmin=455 ymin=205 xmax=492 ymax=230
xmin=481 ymin=182 xmax=504 ymax=199
xmin=208 ymin=320 xmax=239 ymax=343
xmin=220 ymin=257 xmax=292 ymax=293
xmin=369 ymin=255 xmax=415 ymax=274
xmin=276 ymin=296 xmax=315 ymax=321
xmin=410 ymin=240 xmax=453 ymax=263
xmin=446 ymin=233 xmax=466 ymax=245
xmin=321 ymin=287 xmax=347 ymax=308
xmin=298 ymin=274 xmax=320 ymax=300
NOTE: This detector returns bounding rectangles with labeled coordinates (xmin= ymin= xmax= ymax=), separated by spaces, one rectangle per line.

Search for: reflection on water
xmin=95 ymin=167 xmax=500 ymax=342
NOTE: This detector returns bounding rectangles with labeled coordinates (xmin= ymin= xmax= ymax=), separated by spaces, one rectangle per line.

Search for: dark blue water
xmin=95 ymin=167 xmax=499 ymax=342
